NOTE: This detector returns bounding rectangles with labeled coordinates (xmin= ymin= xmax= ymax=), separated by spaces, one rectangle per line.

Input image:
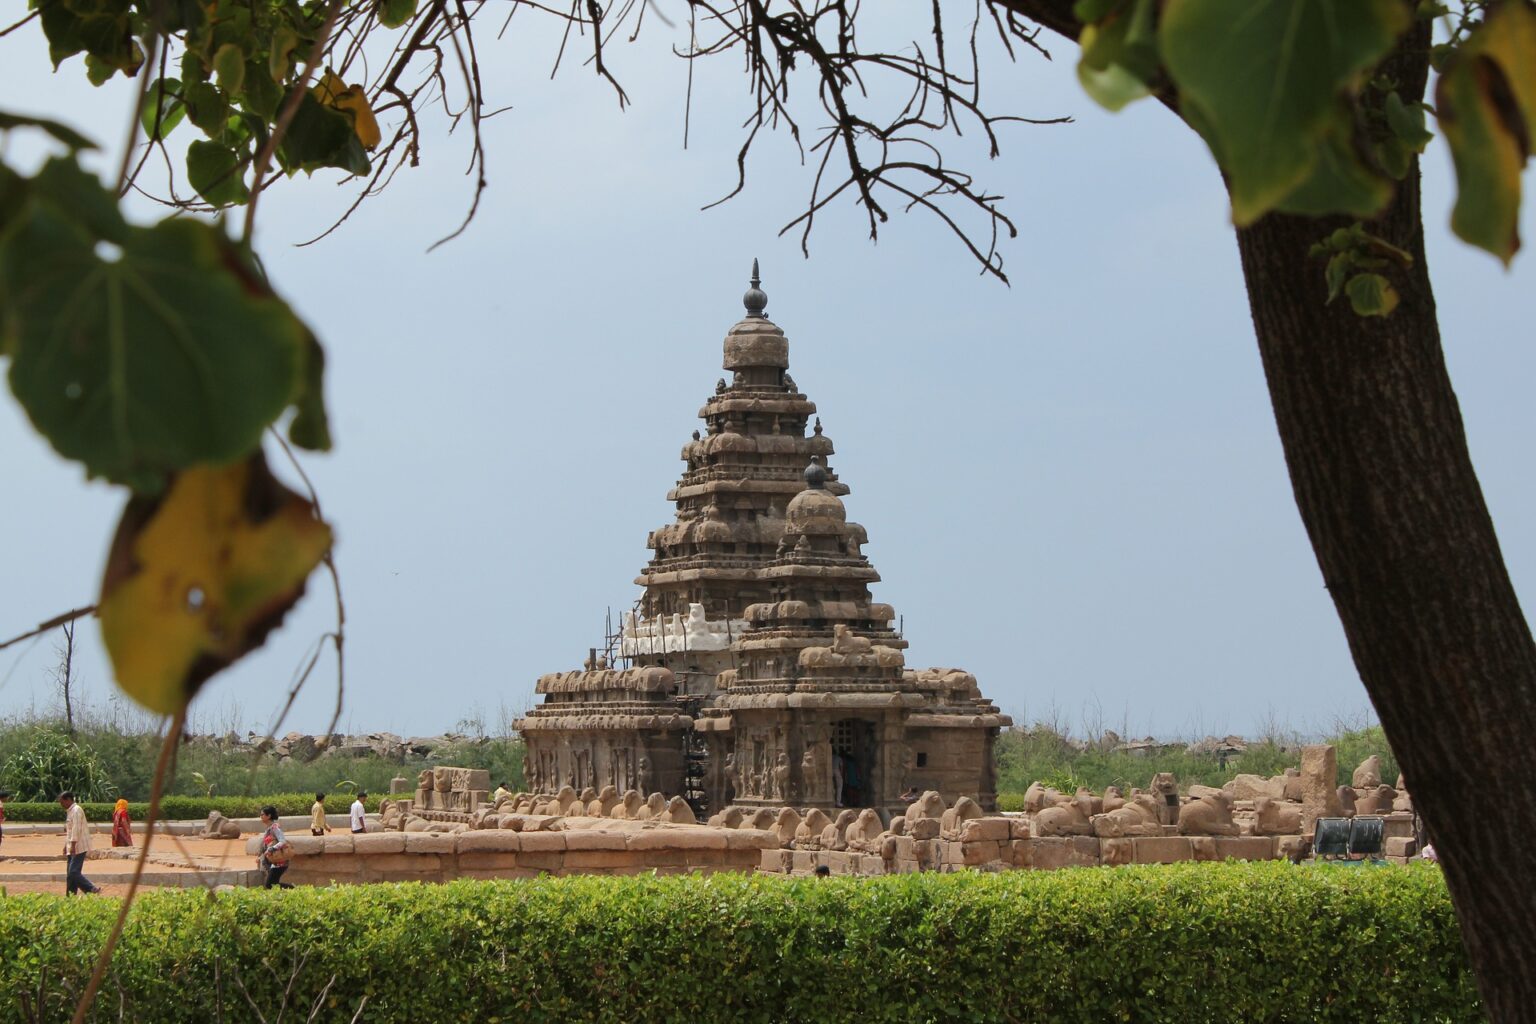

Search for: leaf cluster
xmin=0 ymin=866 xmax=1480 ymax=1022
xmin=1070 ymin=0 xmax=1533 ymax=281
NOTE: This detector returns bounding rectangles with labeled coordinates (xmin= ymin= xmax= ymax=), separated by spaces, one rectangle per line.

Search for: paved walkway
xmin=0 ymin=832 xmax=259 ymax=896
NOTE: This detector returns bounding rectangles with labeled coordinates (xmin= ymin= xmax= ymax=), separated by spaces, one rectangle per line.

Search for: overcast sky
xmin=2 ymin=6 xmax=1531 ymax=741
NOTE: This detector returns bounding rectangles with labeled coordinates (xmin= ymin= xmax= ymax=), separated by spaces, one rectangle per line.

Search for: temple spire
xmin=743 ymin=258 xmax=768 ymax=319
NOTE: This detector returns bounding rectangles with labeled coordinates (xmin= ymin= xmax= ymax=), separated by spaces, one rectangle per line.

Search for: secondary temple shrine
xmin=516 ymin=265 xmax=1009 ymax=819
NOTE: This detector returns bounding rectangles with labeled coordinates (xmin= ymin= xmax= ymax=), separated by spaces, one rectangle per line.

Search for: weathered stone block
xmin=404 ymin=833 xmax=456 ymax=854
xmin=961 ymin=840 xmax=1004 ymax=866
xmin=791 ymin=850 xmax=815 ymax=874
xmin=321 ymin=835 xmax=354 ymax=855
xmin=286 ymin=836 xmax=325 ymax=856
xmin=1213 ymin=837 xmax=1277 ymax=861
xmin=1385 ymin=836 xmax=1418 ymax=858
xmin=565 ymin=850 xmax=641 ymax=870
xmin=628 ymin=828 xmax=726 ymax=852
xmin=1189 ymin=837 xmax=1218 ymax=862
xmin=1383 ymin=812 xmax=1415 ymax=840
xmin=514 ymin=851 xmax=566 ymax=872
xmin=458 ymin=831 xmax=522 ymax=853
xmin=458 ymin=852 xmax=521 ymax=870
xmin=858 ymin=854 xmax=886 ymax=875
xmin=363 ymin=853 xmax=441 ymax=873
xmin=1100 ymin=838 xmax=1132 ymax=867
xmin=726 ymin=829 xmax=780 ymax=851
xmin=1009 ymin=819 xmax=1032 ymax=841
xmin=564 ymin=830 xmax=629 ymax=852
xmin=759 ymin=849 xmax=790 ymax=873
xmin=517 ymin=831 xmax=568 ymax=853
xmin=1008 ymin=839 xmax=1034 ymax=868
xmin=958 ymin=818 xmax=1012 ymax=843
xmin=1132 ymin=837 xmax=1193 ymax=864
xmin=353 ymin=833 xmax=406 ymax=855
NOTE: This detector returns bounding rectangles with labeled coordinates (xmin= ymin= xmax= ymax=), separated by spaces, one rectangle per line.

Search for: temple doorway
xmin=832 ymin=718 xmax=876 ymax=807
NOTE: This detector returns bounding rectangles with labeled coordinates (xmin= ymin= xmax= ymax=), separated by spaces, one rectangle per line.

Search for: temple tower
xmin=517 ymin=265 xmax=1008 ymax=816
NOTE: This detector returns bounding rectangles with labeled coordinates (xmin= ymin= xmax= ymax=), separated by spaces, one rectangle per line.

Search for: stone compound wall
xmin=268 ymin=823 xmax=779 ymax=885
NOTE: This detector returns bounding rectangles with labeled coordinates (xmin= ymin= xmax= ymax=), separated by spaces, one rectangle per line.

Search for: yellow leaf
xmin=99 ymin=453 xmax=333 ymax=715
xmin=336 ymin=86 xmax=381 ymax=150
xmin=311 ymin=70 xmax=381 ymax=150
xmin=1437 ymin=3 xmax=1536 ymax=263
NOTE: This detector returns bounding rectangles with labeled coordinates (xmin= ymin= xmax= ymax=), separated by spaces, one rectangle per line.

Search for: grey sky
xmin=2 ymin=7 xmax=1532 ymax=740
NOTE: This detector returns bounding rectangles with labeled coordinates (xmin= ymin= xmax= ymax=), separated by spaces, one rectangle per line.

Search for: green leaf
xmin=29 ymin=156 xmax=129 ymax=245
xmin=1384 ymin=91 xmax=1433 ymax=151
xmin=1345 ymin=273 xmax=1398 ymax=317
xmin=379 ymin=0 xmax=420 ymax=30
xmin=0 ymin=112 xmax=97 ymax=152
xmin=242 ymin=63 xmax=282 ymax=121
xmin=1160 ymin=0 xmax=1409 ymax=225
xmin=269 ymin=26 xmax=300 ymax=83
xmin=0 ymin=160 xmax=308 ymax=490
xmin=1435 ymin=3 xmax=1536 ymax=264
xmin=1275 ymin=107 xmax=1394 ymax=218
xmin=185 ymin=81 xmax=229 ymax=136
xmin=1324 ymin=254 xmax=1351 ymax=303
xmin=277 ymin=90 xmax=366 ymax=176
xmin=1077 ymin=0 xmax=1159 ymax=113
xmin=288 ymin=331 xmax=332 ymax=452
xmin=213 ymin=43 xmax=246 ymax=94
xmin=140 ymin=78 xmax=187 ymax=141
xmin=186 ymin=140 xmax=250 ymax=206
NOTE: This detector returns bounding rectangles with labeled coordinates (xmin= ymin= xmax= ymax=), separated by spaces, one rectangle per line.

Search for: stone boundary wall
xmin=268 ymin=827 xmax=780 ymax=884
xmin=755 ymin=818 xmax=1420 ymax=876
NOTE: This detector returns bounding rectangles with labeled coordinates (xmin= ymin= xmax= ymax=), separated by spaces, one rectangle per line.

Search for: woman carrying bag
xmin=257 ymin=806 xmax=294 ymax=890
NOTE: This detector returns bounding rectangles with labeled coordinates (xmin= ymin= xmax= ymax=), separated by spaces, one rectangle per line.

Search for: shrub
xmin=0 ymin=726 xmax=116 ymax=802
xmin=0 ymin=864 xmax=1481 ymax=1023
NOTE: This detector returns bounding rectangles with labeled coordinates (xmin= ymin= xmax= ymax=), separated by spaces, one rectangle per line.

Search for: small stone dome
xmin=787 ymin=463 xmax=846 ymax=533
xmin=724 ymin=317 xmax=789 ymax=371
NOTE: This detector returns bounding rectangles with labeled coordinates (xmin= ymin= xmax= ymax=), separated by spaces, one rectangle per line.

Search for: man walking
xmin=349 ymin=791 xmax=367 ymax=834
xmin=59 ymin=791 xmax=100 ymax=895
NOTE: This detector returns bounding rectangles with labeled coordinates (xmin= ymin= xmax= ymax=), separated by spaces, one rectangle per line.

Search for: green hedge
xmin=0 ymin=793 xmax=376 ymax=823
xmin=0 ymin=863 xmax=1480 ymax=1023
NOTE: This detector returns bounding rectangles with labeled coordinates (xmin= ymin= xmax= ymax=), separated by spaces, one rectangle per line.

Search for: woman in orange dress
xmin=111 ymin=798 xmax=132 ymax=847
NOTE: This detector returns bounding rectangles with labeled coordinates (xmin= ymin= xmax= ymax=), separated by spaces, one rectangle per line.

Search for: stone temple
xmin=516 ymin=265 xmax=1010 ymax=819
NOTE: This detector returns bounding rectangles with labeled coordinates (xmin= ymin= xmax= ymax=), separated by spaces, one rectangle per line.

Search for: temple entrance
xmin=832 ymin=718 xmax=877 ymax=808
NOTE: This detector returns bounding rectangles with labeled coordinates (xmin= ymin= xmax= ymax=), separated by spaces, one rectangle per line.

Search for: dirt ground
xmin=0 ymin=831 xmax=255 ymax=897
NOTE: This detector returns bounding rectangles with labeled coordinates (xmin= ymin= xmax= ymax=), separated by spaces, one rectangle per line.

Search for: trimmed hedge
xmin=0 ymin=793 xmax=373 ymax=823
xmin=0 ymin=863 xmax=1481 ymax=1023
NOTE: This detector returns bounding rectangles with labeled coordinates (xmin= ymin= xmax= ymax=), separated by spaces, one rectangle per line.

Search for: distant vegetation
xmin=0 ymin=705 xmax=527 ymax=805
xmin=0 ymin=701 xmax=1397 ymax=811
xmin=994 ymin=717 xmax=1400 ymax=804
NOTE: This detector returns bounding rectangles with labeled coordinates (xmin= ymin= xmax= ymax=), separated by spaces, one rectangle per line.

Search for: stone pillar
xmin=1300 ymin=744 xmax=1343 ymax=834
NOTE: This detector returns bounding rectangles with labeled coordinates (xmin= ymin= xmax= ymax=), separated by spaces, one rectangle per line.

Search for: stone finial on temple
xmin=743 ymin=258 xmax=768 ymax=318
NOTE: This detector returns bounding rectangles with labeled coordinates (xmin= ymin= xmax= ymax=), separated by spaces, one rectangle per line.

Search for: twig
xmin=71 ymin=709 xmax=187 ymax=1024
xmin=0 ymin=606 xmax=97 ymax=653
xmin=116 ymin=29 xmax=159 ymax=195
xmin=243 ymin=0 xmax=348 ymax=245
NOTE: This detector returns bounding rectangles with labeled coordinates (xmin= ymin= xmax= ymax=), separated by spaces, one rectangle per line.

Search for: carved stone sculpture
xmin=1352 ymin=754 xmax=1383 ymax=790
xmin=846 ymin=809 xmax=885 ymax=852
xmin=1177 ymin=790 xmax=1240 ymax=837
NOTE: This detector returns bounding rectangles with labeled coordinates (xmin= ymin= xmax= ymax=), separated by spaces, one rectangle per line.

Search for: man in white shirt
xmin=349 ymin=791 xmax=367 ymax=834
xmin=59 ymin=791 xmax=100 ymax=895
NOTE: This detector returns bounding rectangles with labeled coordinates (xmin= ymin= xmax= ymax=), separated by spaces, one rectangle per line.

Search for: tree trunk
xmin=999 ymin=0 xmax=1536 ymax=1014
xmin=1233 ymin=43 xmax=1536 ymax=1024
